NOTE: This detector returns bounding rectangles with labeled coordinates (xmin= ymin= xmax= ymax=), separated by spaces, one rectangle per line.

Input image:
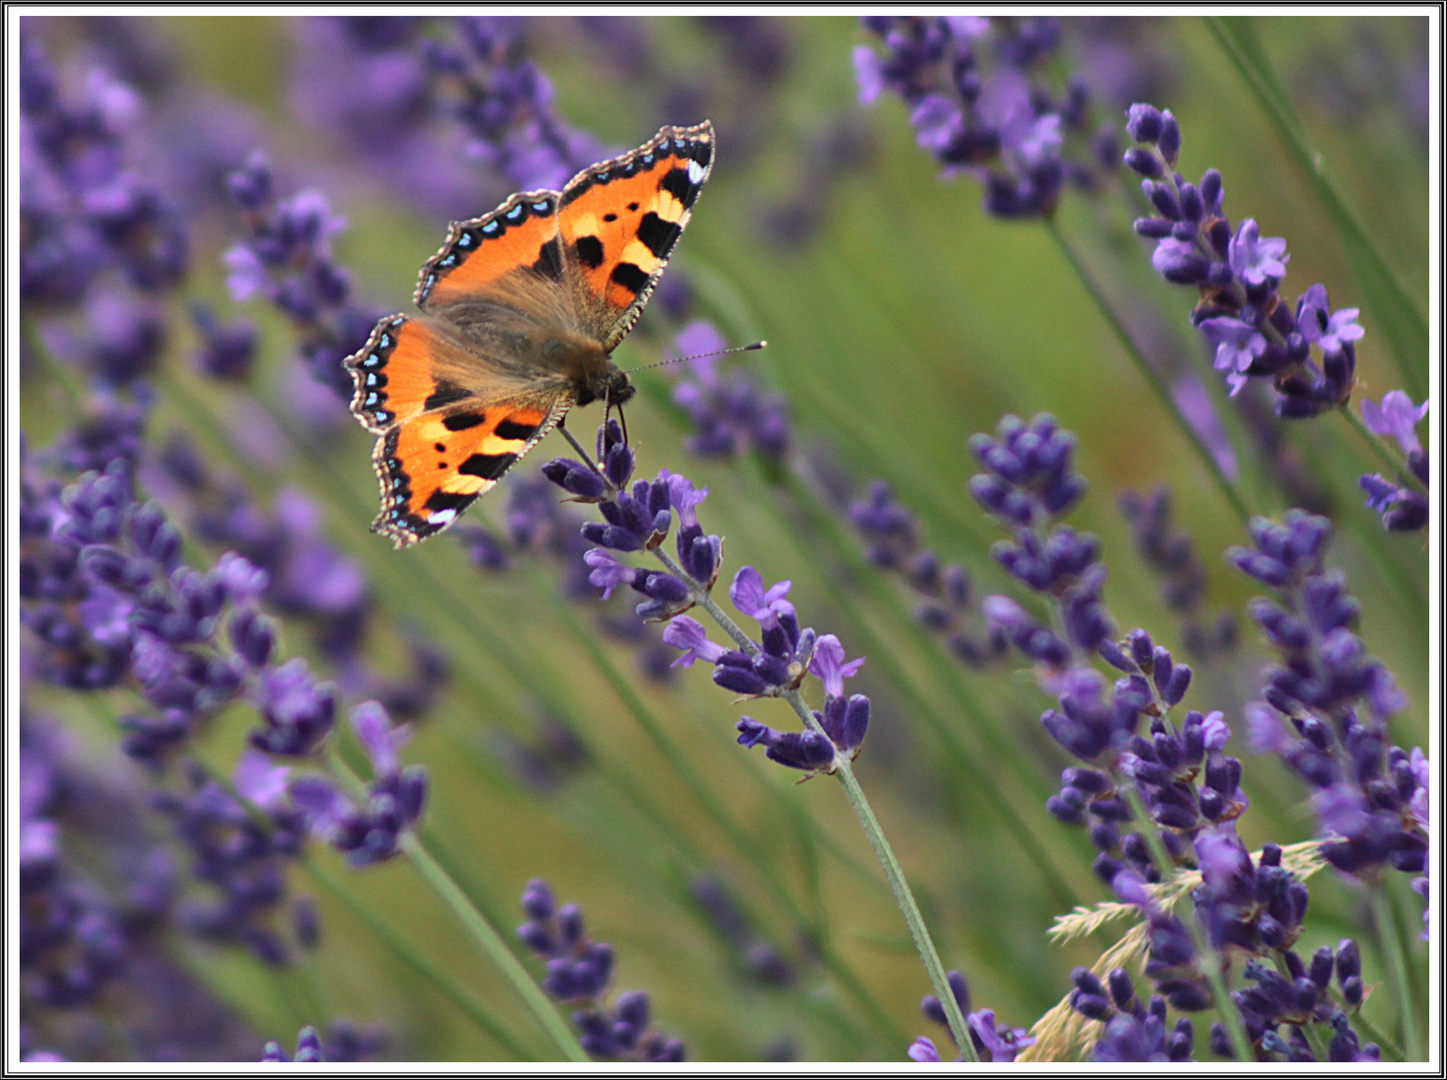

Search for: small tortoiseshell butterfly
xmin=345 ymin=121 xmax=715 ymax=548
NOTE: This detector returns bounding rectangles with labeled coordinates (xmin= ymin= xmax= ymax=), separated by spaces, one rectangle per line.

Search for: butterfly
xmin=344 ymin=121 xmax=715 ymax=548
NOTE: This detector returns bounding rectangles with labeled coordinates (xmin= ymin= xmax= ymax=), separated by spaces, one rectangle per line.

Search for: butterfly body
xmin=345 ymin=122 xmax=713 ymax=548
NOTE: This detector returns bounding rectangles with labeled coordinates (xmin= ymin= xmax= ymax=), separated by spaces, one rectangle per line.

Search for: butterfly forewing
xmin=558 ymin=122 xmax=713 ymax=350
xmin=415 ymin=190 xmax=564 ymax=312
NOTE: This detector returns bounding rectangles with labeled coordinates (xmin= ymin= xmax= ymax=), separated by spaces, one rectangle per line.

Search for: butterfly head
xmin=574 ymin=360 xmax=635 ymax=409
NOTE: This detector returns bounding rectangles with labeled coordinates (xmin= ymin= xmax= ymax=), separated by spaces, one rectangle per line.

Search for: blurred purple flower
xmin=1360 ymin=391 xmax=1428 ymax=456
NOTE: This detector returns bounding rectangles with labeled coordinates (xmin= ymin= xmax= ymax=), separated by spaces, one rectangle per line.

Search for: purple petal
xmin=234 ymin=748 xmax=290 ymax=809
xmin=661 ymin=616 xmax=726 ymax=668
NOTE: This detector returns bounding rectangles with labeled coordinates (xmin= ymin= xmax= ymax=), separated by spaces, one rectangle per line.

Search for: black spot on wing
xmin=609 ymin=261 xmax=651 ymax=296
xmin=460 ymin=452 xmax=519 ymax=480
xmin=494 ymin=418 xmax=539 ymax=441
xmin=660 ymin=167 xmax=699 ymax=210
xmin=636 ymin=212 xmax=681 ymax=259
xmin=424 ymin=489 xmax=473 ymax=514
xmin=574 ymin=235 xmax=604 ymax=269
xmin=533 ymin=238 xmax=563 ymax=281
xmin=442 ymin=412 xmax=485 ymax=431
xmin=425 ymin=381 xmax=470 ymax=411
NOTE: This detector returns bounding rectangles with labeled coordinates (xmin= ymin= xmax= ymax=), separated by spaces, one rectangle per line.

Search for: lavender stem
xmin=649 ymin=542 xmax=980 ymax=1061
xmin=1367 ymin=882 xmax=1422 ymax=1061
xmin=325 ymin=754 xmax=587 ymax=1061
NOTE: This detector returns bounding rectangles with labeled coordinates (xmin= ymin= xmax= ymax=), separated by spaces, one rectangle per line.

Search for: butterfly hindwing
xmin=345 ymin=311 xmax=568 ymax=548
xmin=345 ymin=313 xmax=430 ymax=433
xmin=371 ymin=399 xmax=563 ymax=548
xmin=558 ymin=121 xmax=713 ymax=350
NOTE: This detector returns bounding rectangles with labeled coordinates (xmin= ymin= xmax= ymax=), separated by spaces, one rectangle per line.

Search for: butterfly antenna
xmin=623 ymin=340 xmax=767 ymax=375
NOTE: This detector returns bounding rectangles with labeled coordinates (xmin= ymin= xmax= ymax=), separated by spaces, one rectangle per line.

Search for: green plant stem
xmin=1367 ymin=881 xmax=1422 ymax=1061
xmin=397 ymin=831 xmax=586 ymax=1062
xmin=1119 ymin=786 xmax=1254 ymax=1063
xmin=183 ymin=753 xmax=532 ymax=1056
xmin=1344 ymin=997 xmax=1403 ymax=1061
xmin=645 ymin=541 xmax=977 ymax=1061
xmin=1045 ymin=218 xmax=1253 ymax=528
xmin=300 ymin=855 xmax=536 ymax=1060
xmin=323 ymin=756 xmax=586 ymax=1062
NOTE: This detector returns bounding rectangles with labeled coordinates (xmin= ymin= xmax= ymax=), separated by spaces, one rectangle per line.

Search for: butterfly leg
xmin=614 ymin=399 xmax=631 ymax=449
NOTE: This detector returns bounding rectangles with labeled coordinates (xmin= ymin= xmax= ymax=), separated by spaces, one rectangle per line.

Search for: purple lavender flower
xmin=289 ymin=17 xmax=610 ymax=222
xmin=849 ymin=481 xmax=1005 ymax=668
xmin=1231 ymin=512 xmax=1424 ymax=887
xmin=1359 ymin=471 xmax=1429 ymax=532
xmin=1126 ymin=103 xmax=1363 ymax=418
xmin=1118 ymin=485 xmax=1236 ymax=659
xmin=20 ymin=37 xmax=187 ymax=307
xmin=516 ymin=880 xmax=684 ymax=1061
xmin=914 ymin=968 xmax=1035 ymax=1062
xmin=661 ymin=616 xmax=727 ymax=669
xmin=854 ymin=17 xmax=1116 ymax=218
xmin=547 ymin=423 xmax=873 ymax=774
xmin=907 ymin=1036 xmax=942 ymax=1062
xmin=1357 ymin=392 xmax=1429 ymax=531
xmin=153 ymin=759 xmax=308 ymax=968
xmin=16 ymin=712 xmax=269 ymax=1059
xmin=1071 ymin=967 xmax=1195 ymax=1061
xmin=730 ymin=566 xmax=795 ymax=628
xmin=1361 ymin=391 xmax=1428 ymax=456
xmin=223 ymin=153 xmax=383 ymax=401
xmin=249 ymin=658 xmax=336 ymax=758
xmin=285 ymin=701 xmax=427 ymax=868
xmin=497 ymin=461 xmax=681 ymax=683
xmin=189 ymin=303 xmax=257 ymax=382
xmin=688 ymin=874 xmax=795 ymax=988
xmin=261 ymin=1026 xmax=323 ymax=1063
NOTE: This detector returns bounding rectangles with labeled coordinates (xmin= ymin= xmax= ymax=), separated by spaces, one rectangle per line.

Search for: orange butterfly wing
xmin=344 ymin=123 xmax=715 ymax=549
xmin=414 ymin=190 xmax=563 ymax=313
xmin=556 ymin=121 xmax=713 ymax=348
xmin=346 ymin=315 xmax=561 ymax=547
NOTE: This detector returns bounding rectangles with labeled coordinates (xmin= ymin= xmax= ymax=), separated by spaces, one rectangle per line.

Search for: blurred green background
xmin=20 ymin=14 xmax=1430 ymax=1061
